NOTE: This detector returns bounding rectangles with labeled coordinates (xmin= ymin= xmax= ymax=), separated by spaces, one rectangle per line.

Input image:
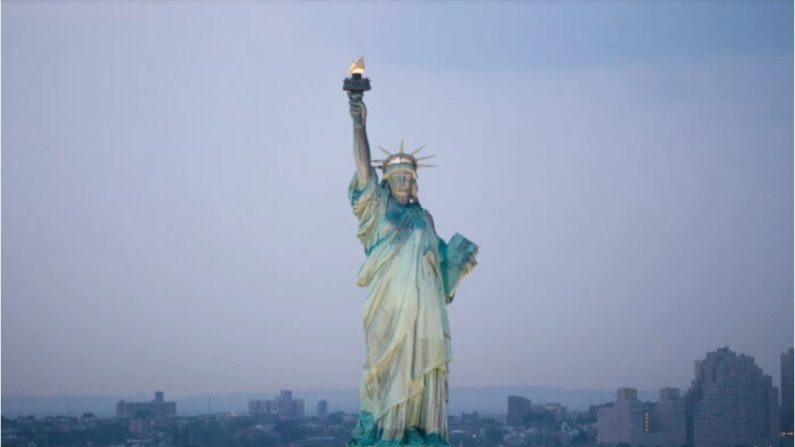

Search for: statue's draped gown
xmin=348 ymin=169 xmax=451 ymax=447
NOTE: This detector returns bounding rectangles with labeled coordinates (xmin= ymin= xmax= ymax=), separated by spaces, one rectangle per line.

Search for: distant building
xmin=249 ymin=398 xmax=277 ymax=415
xmin=507 ymin=395 xmax=531 ymax=426
xmin=317 ymin=399 xmax=328 ymax=417
xmin=588 ymin=403 xmax=610 ymax=422
xmin=686 ymin=347 xmax=779 ymax=447
xmin=249 ymin=389 xmax=305 ymax=418
xmin=116 ymin=391 xmax=176 ymax=419
xmin=534 ymin=402 xmax=568 ymax=423
xmin=782 ymin=348 xmax=793 ymax=437
xmin=128 ymin=418 xmax=152 ymax=436
xmin=654 ymin=387 xmax=687 ymax=441
xmin=596 ymin=387 xmax=685 ymax=447
xmin=597 ymin=388 xmax=639 ymax=444
xmin=461 ymin=412 xmax=480 ymax=424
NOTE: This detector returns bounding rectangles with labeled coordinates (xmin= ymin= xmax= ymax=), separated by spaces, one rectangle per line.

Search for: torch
xmin=343 ymin=56 xmax=371 ymax=95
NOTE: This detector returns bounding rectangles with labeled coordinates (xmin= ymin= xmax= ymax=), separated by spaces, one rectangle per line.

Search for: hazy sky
xmin=3 ymin=1 xmax=792 ymax=398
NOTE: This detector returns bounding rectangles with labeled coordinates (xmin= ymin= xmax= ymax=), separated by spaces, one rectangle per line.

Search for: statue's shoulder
xmin=422 ymin=208 xmax=437 ymax=228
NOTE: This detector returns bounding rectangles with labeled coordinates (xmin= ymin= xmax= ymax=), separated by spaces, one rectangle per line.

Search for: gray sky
xmin=3 ymin=1 xmax=792 ymax=397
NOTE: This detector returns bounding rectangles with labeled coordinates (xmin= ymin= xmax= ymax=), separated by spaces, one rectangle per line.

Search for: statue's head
xmin=375 ymin=140 xmax=435 ymax=206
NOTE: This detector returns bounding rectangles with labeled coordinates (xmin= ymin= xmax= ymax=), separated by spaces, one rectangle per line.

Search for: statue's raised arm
xmin=349 ymin=92 xmax=372 ymax=188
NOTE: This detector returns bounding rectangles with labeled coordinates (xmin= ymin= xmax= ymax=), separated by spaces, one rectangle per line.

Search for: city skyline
xmin=3 ymin=2 xmax=792 ymax=397
xmin=2 ymin=347 xmax=791 ymax=447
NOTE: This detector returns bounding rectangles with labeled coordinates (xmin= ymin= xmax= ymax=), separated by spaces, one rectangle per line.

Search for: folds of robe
xmin=348 ymin=169 xmax=452 ymax=445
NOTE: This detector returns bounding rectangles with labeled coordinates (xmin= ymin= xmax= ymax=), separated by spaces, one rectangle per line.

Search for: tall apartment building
xmin=596 ymin=387 xmax=685 ymax=447
xmin=686 ymin=347 xmax=779 ymax=447
xmin=507 ymin=395 xmax=532 ymax=426
xmin=782 ymin=348 xmax=793 ymax=437
xmin=597 ymin=388 xmax=640 ymax=444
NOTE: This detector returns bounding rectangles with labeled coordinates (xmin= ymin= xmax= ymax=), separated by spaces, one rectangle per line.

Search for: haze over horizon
xmin=3 ymin=2 xmax=792 ymax=398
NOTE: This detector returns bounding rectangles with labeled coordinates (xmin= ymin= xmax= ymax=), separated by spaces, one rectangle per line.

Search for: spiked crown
xmin=372 ymin=139 xmax=436 ymax=178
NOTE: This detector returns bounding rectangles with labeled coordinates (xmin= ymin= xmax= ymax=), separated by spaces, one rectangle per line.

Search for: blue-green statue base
xmin=347 ymin=411 xmax=449 ymax=447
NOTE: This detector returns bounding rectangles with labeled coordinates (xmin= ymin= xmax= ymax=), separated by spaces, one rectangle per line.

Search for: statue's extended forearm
xmin=353 ymin=124 xmax=372 ymax=187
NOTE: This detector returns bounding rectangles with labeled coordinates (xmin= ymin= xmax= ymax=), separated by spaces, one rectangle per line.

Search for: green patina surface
xmin=347 ymin=411 xmax=450 ymax=447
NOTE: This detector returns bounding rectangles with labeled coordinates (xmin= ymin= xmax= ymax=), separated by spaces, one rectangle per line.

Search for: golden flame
xmin=349 ymin=56 xmax=365 ymax=75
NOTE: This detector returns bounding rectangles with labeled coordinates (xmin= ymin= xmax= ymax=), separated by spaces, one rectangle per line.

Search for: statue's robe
xmin=348 ymin=169 xmax=451 ymax=446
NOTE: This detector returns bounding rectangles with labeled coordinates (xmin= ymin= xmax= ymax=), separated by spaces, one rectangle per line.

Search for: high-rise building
xmin=686 ymin=347 xmax=779 ymax=447
xmin=317 ymin=399 xmax=328 ymax=417
xmin=249 ymin=389 xmax=305 ymax=418
xmin=654 ymin=387 xmax=687 ymax=441
xmin=597 ymin=388 xmax=640 ymax=444
xmin=116 ymin=391 xmax=177 ymax=419
xmin=506 ymin=395 xmax=531 ymax=426
xmin=596 ymin=387 xmax=685 ymax=447
xmin=782 ymin=348 xmax=794 ymax=438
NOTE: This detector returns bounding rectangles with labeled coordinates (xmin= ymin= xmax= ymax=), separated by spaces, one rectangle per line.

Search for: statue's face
xmin=387 ymin=172 xmax=415 ymax=205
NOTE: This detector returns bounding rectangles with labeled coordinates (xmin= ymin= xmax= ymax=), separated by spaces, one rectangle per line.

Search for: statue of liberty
xmin=345 ymin=59 xmax=479 ymax=447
